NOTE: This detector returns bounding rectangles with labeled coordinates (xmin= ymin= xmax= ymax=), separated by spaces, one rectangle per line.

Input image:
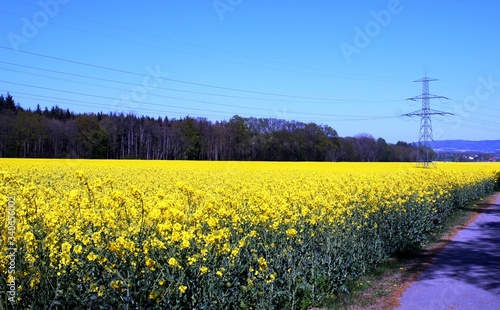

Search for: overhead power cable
xmin=0 ymin=61 xmax=403 ymax=104
xmin=2 ymin=4 xmax=411 ymax=82
xmin=0 ymin=80 xmax=401 ymax=120
xmin=0 ymin=46 xmax=391 ymax=102
xmin=3 ymin=89 xmax=403 ymax=124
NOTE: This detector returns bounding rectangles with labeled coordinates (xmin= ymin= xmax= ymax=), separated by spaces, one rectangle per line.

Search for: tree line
xmin=0 ymin=93 xmax=418 ymax=161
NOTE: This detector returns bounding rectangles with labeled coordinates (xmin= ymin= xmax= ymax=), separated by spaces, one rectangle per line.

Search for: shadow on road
xmin=458 ymin=203 xmax=500 ymax=213
xmin=414 ymin=205 xmax=500 ymax=294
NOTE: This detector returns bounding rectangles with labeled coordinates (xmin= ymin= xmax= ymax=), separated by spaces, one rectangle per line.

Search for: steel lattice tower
xmin=403 ymin=76 xmax=452 ymax=168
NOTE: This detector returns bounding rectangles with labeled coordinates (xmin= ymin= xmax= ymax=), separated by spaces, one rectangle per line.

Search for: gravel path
xmin=396 ymin=194 xmax=500 ymax=310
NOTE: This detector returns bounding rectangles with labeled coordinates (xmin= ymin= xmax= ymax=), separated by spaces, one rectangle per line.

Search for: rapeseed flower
xmin=1 ymin=159 xmax=498 ymax=307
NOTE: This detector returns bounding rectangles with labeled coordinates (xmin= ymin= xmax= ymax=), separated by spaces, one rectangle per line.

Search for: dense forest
xmin=0 ymin=93 xmax=418 ymax=161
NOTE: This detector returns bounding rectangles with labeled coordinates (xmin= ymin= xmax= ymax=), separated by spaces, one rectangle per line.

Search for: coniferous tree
xmin=0 ymin=93 xmax=418 ymax=161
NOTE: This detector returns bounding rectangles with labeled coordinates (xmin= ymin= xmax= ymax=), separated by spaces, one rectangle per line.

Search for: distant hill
xmin=430 ymin=140 xmax=500 ymax=153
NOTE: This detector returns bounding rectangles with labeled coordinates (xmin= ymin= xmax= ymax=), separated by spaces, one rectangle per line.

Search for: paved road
xmin=396 ymin=194 xmax=500 ymax=310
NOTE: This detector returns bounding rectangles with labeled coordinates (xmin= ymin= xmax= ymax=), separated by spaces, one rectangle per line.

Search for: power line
xmin=440 ymin=116 xmax=500 ymax=130
xmin=446 ymin=98 xmax=500 ymax=113
xmin=2 ymin=91 xmax=238 ymax=119
xmin=0 ymin=60 xmax=403 ymax=104
xmin=3 ymin=89 xmax=404 ymax=125
xmin=2 ymin=4 xmax=412 ymax=82
xmin=0 ymin=45 xmax=398 ymax=102
xmin=0 ymin=81 xmax=400 ymax=121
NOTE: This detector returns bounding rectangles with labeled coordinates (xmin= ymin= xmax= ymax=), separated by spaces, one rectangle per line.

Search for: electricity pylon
xmin=403 ymin=76 xmax=452 ymax=168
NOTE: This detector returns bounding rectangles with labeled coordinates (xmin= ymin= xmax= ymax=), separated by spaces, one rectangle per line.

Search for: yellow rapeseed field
xmin=1 ymin=159 xmax=499 ymax=308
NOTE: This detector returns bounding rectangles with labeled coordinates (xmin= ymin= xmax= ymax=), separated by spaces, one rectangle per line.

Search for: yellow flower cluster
xmin=0 ymin=159 xmax=498 ymax=308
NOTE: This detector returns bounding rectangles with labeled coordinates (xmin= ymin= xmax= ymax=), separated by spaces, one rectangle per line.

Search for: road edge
xmin=385 ymin=192 xmax=500 ymax=309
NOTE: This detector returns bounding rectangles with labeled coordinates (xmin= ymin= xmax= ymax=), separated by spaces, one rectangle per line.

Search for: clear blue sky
xmin=1 ymin=0 xmax=499 ymax=143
